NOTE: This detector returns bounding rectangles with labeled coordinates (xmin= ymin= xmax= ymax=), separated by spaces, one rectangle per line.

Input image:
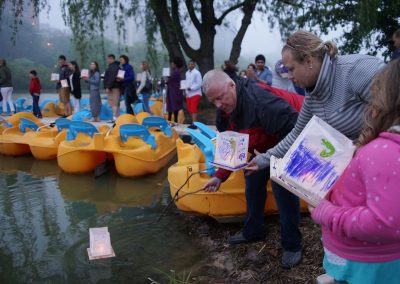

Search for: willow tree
xmin=0 ymin=0 xmax=261 ymax=75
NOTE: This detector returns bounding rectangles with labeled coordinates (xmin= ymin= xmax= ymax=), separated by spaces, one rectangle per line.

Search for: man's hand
xmin=105 ymin=88 xmax=110 ymax=93
xmin=203 ymin=177 xmax=222 ymax=192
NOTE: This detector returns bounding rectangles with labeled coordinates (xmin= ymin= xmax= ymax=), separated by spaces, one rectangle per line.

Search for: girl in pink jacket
xmin=311 ymin=59 xmax=400 ymax=283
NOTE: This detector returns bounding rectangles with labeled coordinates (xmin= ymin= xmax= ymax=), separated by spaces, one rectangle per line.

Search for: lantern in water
xmin=87 ymin=227 xmax=115 ymax=260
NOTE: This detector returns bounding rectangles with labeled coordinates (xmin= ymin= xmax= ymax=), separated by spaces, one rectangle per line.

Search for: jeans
xmin=124 ymin=83 xmax=137 ymax=115
xmin=31 ymin=93 xmax=42 ymax=117
xmin=242 ymin=168 xmax=302 ymax=251
xmin=1 ymin=87 xmax=14 ymax=112
xmin=141 ymin=92 xmax=152 ymax=114
xmin=271 ymin=181 xmax=302 ymax=251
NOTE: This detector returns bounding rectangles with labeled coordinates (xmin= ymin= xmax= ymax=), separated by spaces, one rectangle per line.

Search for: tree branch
xmin=184 ymin=0 xmax=202 ymax=32
xmin=170 ymin=0 xmax=197 ymax=58
xmin=216 ymin=1 xmax=246 ymax=25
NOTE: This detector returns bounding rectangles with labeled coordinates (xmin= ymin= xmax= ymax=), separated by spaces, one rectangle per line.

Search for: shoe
xmin=281 ymin=250 xmax=302 ymax=268
xmin=108 ymin=120 xmax=115 ymax=123
xmin=188 ymin=124 xmax=198 ymax=129
xmin=316 ymin=274 xmax=335 ymax=284
xmin=228 ymin=232 xmax=265 ymax=245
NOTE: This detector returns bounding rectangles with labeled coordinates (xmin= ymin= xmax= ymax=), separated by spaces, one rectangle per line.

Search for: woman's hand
xmin=308 ymin=204 xmax=315 ymax=214
xmin=244 ymin=149 xmax=262 ymax=176
xmin=203 ymin=177 xmax=222 ymax=192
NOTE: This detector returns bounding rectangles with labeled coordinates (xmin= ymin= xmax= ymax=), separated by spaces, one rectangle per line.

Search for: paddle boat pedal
xmin=142 ymin=116 xmax=172 ymax=138
xmin=186 ymin=128 xmax=216 ymax=176
xmin=119 ymin=124 xmax=156 ymax=149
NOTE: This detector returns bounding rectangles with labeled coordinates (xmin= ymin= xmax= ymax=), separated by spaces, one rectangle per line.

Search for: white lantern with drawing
xmin=51 ymin=73 xmax=59 ymax=81
xmin=81 ymin=69 xmax=89 ymax=78
xmin=87 ymin=227 xmax=115 ymax=260
xmin=116 ymin=70 xmax=125 ymax=79
xmin=211 ymin=131 xmax=249 ymax=171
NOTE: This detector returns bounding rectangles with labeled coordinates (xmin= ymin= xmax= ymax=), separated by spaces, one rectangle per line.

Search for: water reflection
xmin=0 ymin=156 xmax=205 ymax=283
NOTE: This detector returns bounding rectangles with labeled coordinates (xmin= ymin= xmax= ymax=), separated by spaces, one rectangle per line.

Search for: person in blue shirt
xmin=118 ymin=55 xmax=137 ymax=115
xmin=255 ymin=54 xmax=273 ymax=85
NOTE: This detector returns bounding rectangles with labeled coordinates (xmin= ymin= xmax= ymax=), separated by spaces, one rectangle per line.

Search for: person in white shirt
xmin=184 ymin=60 xmax=202 ymax=127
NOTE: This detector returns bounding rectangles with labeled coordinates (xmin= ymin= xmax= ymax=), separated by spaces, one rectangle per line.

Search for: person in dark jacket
xmin=104 ymin=54 xmax=122 ymax=122
xmin=202 ymin=70 xmax=303 ymax=268
xmin=68 ymin=61 xmax=82 ymax=113
xmin=57 ymin=55 xmax=71 ymax=117
xmin=29 ymin=70 xmax=42 ymax=118
xmin=118 ymin=54 xmax=137 ymax=115
xmin=0 ymin=58 xmax=14 ymax=116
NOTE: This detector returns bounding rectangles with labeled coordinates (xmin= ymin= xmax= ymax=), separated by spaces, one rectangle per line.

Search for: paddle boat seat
xmin=66 ymin=121 xmax=98 ymax=141
xmin=19 ymin=118 xmax=39 ymax=133
xmin=142 ymin=116 xmax=172 ymax=137
xmin=186 ymin=128 xmax=216 ymax=176
xmin=119 ymin=124 xmax=156 ymax=150
xmin=15 ymin=98 xmax=26 ymax=112
xmin=71 ymin=109 xmax=92 ymax=121
xmin=193 ymin=121 xmax=217 ymax=139
xmin=55 ymin=118 xmax=71 ymax=131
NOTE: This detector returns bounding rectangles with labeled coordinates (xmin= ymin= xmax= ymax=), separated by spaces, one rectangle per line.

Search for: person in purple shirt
xmin=255 ymin=54 xmax=273 ymax=85
xmin=166 ymin=57 xmax=184 ymax=123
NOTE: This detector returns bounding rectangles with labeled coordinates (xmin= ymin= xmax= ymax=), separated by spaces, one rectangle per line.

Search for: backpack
xmin=142 ymin=72 xmax=152 ymax=93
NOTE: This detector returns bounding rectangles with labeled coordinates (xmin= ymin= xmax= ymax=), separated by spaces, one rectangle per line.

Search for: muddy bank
xmin=182 ymin=214 xmax=324 ymax=283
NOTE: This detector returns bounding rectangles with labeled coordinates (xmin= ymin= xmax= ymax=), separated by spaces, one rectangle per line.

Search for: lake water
xmin=0 ymin=156 xmax=206 ymax=283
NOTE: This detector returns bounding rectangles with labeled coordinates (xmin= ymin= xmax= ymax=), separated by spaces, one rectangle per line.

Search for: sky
xmin=39 ymin=2 xmax=292 ymax=66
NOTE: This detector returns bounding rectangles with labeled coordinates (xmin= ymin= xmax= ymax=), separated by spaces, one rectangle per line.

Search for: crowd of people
xmin=1 ymin=26 xmax=400 ymax=283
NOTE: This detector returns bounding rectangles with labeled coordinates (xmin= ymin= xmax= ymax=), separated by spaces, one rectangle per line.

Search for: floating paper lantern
xmin=87 ymin=227 xmax=115 ymax=260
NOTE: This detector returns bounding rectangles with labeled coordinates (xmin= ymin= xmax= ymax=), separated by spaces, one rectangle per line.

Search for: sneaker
xmin=316 ymin=274 xmax=335 ymax=284
xmin=227 ymin=232 xmax=265 ymax=245
xmin=108 ymin=120 xmax=115 ymax=124
xmin=281 ymin=250 xmax=302 ymax=268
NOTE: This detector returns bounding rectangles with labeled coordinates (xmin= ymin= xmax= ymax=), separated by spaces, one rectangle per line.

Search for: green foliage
xmin=270 ymin=0 xmax=400 ymax=60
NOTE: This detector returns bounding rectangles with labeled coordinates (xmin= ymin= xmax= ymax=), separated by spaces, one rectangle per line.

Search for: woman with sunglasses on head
xmin=246 ymin=30 xmax=385 ymax=268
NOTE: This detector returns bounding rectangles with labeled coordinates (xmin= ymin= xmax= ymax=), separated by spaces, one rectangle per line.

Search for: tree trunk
xmin=229 ymin=0 xmax=257 ymax=64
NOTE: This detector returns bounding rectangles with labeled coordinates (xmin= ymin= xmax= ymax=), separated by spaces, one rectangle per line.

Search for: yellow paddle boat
xmin=57 ymin=121 xmax=110 ymax=174
xmin=103 ymin=116 xmax=178 ymax=177
xmin=0 ymin=113 xmax=44 ymax=156
xmin=168 ymin=123 xmax=307 ymax=218
xmin=28 ymin=118 xmax=71 ymax=160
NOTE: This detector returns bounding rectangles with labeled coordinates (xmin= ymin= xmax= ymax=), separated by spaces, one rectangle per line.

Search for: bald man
xmin=202 ymin=70 xmax=303 ymax=268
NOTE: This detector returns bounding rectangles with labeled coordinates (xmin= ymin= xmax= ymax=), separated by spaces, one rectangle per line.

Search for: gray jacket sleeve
xmin=254 ymin=95 xmax=313 ymax=169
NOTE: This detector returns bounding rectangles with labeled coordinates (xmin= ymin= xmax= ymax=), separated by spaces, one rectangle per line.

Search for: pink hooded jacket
xmin=312 ymin=132 xmax=400 ymax=263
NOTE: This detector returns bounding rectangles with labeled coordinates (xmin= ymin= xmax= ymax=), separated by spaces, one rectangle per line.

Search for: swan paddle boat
xmin=168 ymin=122 xmax=307 ymax=218
xmin=103 ymin=116 xmax=178 ymax=177
xmin=0 ymin=113 xmax=44 ymax=156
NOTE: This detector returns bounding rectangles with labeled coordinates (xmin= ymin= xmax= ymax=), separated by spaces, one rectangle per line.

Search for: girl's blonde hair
xmin=282 ymin=30 xmax=338 ymax=63
xmin=357 ymin=58 xmax=400 ymax=147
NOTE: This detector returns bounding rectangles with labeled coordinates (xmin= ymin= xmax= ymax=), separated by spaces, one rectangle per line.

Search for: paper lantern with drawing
xmin=116 ymin=70 xmax=125 ymax=79
xmin=271 ymin=116 xmax=355 ymax=206
xmin=50 ymin=73 xmax=59 ymax=81
xmin=81 ymin=69 xmax=89 ymax=78
xmin=211 ymin=131 xmax=249 ymax=171
xmin=87 ymin=227 xmax=115 ymax=260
